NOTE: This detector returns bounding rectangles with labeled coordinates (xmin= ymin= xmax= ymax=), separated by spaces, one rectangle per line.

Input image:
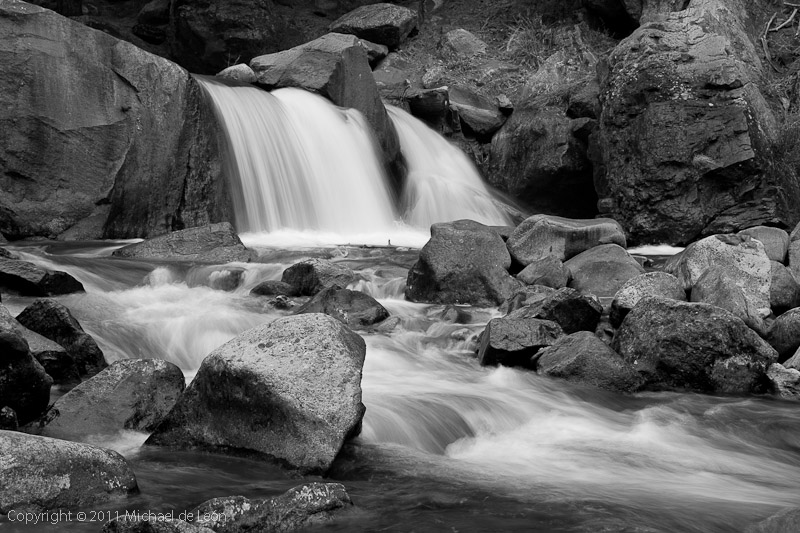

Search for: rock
xmin=738 ymin=226 xmax=789 ymax=263
xmin=195 ymin=483 xmax=353 ymax=532
xmin=0 ymin=327 xmax=52 ymax=426
xmin=612 ymin=297 xmax=777 ymax=393
xmin=0 ymin=407 xmax=17 ymax=431
xmin=488 ymin=106 xmax=597 ymax=219
xmin=250 ymin=33 xmax=403 ymax=182
xmin=296 ymin=287 xmax=389 ymax=327
xmin=35 ymin=359 xmax=184 ymax=441
xmin=0 ymin=430 xmax=138 ymax=513
xmin=507 ymin=214 xmax=627 ymax=266
xmin=767 ymin=364 xmax=800 ymax=400
xmin=250 ymin=280 xmax=298 ymax=297
xmin=0 ymin=2 xmax=229 ymax=240
xmin=610 ymin=272 xmax=686 ymax=328
xmin=16 ymin=298 xmax=107 ymax=377
xmin=536 ymin=331 xmax=643 ymax=392
xmin=329 ymin=3 xmax=418 ymax=49
xmin=358 ymin=38 xmax=389 ymax=67
xmin=477 ymin=317 xmax=563 ymax=368
xmin=440 ymin=29 xmax=487 ymax=57
xmin=281 ymin=258 xmax=356 ymax=296
xmin=113 ymin=223 xmax=252 ymax=263
xmin=766 ymin=308 xmax=800 ymax=362
xmin=103 ymin=517 xmax=213 ymax=533
xmin=448 ymin=86 xmax=506 ymax=139
xmin=404 ymin=87 xmax=453 ymax=131
xmin=192 ymin=496 xmax=254 ymax=529
xmin=146 ymin=314 xmax=366 ymax=474
xmin=745 ymin=507 xmax=800 ymax=533
xmin=500 ymin=285 xmax=557 ymax=315
xmin=567 ymin=78 xmax=601 ymax=119
xmin=509 ymin=287 xmax=602 ymax=335
xmin=581 ymin=0 xmax=638 ymax=35
xmin=0 ymin=258 xmax=84 ymax=296
xmin=516 ymin=255 xmax=570 ymax=289
xmin=137 ymin=0 xmax=170 ymax=26
xmin=565 ymin=244 xmax=645 ymax=299
xmin=405 ymin=219 xmax=520 ymax=306
xmin=594 ymin=0 xmax=790 ymax=244
xmin=217 ymin=64 xmax=257 ymax=84
xmin=132 ymin=23 xmax=167 ymax=45
xmin=690 ymin=268 xmax=767 ymax=335
xmin=770 ymin=261 xmax=800 ymax=314
xmin=785 ymin=349 xmax=800 ymax=370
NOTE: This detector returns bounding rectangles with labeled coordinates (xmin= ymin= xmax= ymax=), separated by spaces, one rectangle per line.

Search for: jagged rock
xmin=516 ymin=255 xmax=570 ymax=289
xmin=296 ymin=287 xmax=389 ymax=327
xmin=34 ymin=359 xmax=184 ymax=441
xmin=766 ymin=308 xmax=800 ymax=362
xmin=405 ymin=219 xmax=520 ymax=306
xmin=146 ymin=314 xmax=366 ymax=474
xmin=113 ymin=222 xmax=252 ymax=263
xmin=610 ymin=272 xmax=686 ymax=327
xmin=250 ymin=280 xmax=298 ymax=297
xmin=565 ymin=244 xmax=645 ymax=299
xmin=767 ymin=363 xmax=800 ymax=400
xmin=440 ymin=29 xmax=487 ymax=57
xmin=281 ymin=258 xmax=356 ymax=296
xmin=507 ymin=214 xmax=627 ymax=266
xmin=16 ymin=298 xmax=107 ymax=377
xmin=738 ymin=226 xmax=789 ymax=263
xmin=745 ymin=507 xmax=800 ymax=533
xmin=329 ymin=3 xmax=418 ymax=49
xmin=217 ymin=64 xmax=257 ymax=84
xmin=0 ymin=2 xmax=229 ymax=240
xmin=612 ymin=297 xmax=777 ymax=393
xmin=0 ymin=258 xmax=84 ymax=296
xmin=448 ymin=86 xmax=506 ymax=138
xmin=0 ymin=326 xmax=52 ymax=426
xmin=509 ymin=287 xmax=602 ymax=334
xmin=770 ymin=261 xmax=800 ymax=314
xmin=536 ymin=331 xmax=642 ymax=392
xmin=250 ymin=33 xmax=402 ymax=181
xmin=0 ymin=431 xmax=138 ymax=513
xmin=103 ymin=517 xmax=213 ymax=533
xmin=478 ymin=317 xmax=563 ymax=368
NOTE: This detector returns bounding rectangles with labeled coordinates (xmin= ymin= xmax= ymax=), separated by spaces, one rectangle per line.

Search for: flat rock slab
xmin=329 ymin=3 xmax=418 ymax=49
xmin=112 ymin=222 xmax=252 ymax=263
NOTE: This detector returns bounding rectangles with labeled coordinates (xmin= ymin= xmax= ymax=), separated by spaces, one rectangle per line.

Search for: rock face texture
xmin=329 ymin=3 xmax=418 ymax=49
xmin=112 ymin=223 xmax=252 ymax=262
xmin=0 ymin=431 xmax=138 ymax=513
xmin=594 ymin=0 xmax=797 ymax=244
xmin=147 ymin=314 xmax=366 ymax=474
xmin=0 ymin=2 xmax=230 ymax=240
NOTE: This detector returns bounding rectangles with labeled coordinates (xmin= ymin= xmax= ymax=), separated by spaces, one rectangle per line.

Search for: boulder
xmin=0 ymin=2 xmax=229 ymax=240
xmin=329 ymin=3 xmax=418 ymax=49
xmin=16 ymin=298 xmax=107 ymax=377
xmin=281 ymin=258 xmax=356 ymax=296
xmin=564 ymin=244 xmax=645 ymax=299
xmin=358 ymin=39 xmax=389 ymax=67
xmin=690 ymin=268 xmax=767 ymax=335
xmin=0 ymin=258 xmax=84 ymax=296
xmin=610 ymin=272 xmax=686 ymax=327
xmin=103 ymin=518 xmax=213 ymax=533
xmin=217 ymin=64 xmax=258 ymax=84
xmin=745 ymin=507 xmax=800 ymax=533
xmin=770 ymin=261 xmax=800 ymax=314
xmin=296 ymin=287 xmax=389 ymax=327
xmin=477 ymin=317 xmax=563 ymax=368
xmin=35 ymin=359 xmax=185 ymax=441
xmin=766 ymin=308 xmax=800 ymax=362
xmin=767 ymin=364 xmax=800 ymax=400
xmin=594 ymin=0 xmax=791 ymax=244
xmin=507 ymin=214 xmax=627 ymax=266
xmin=536 ymin=331 xmax=642 ymax=392
xmin=738 ymin=226 xmax=789 ymax=263
xmin=250 ymin=33 xmax=403 ymax=183
xmin=0 ymin=431 xmax=138 ymax=513
xmin=500 ymin=285 xmax=557 ymax=314
xmin=0 ymin=327 xmax=52 ymax=425
xmin=509 ymin=287 xmax=602 ymax=335
xmin=112 ymin=222 xmax=252 ymax=263
xmin=516 ymin=255 xmax=570 ymax=289
xmin=440 ymin=29 xmax=487 ymax=57
xmin=146 ymin=314 xmax=366 ymax=474
xmin=250 ymin=280 xmax=298 ymax=297
xmin=612 ymin=297 xmax=777 ymax=393
xmin=448 ymin=86 xmax=506 ymax=139
xmin=785 ymin=349 xmax=800 ymax=370
xmin=405 ymin=219 xmax=520 ymax=306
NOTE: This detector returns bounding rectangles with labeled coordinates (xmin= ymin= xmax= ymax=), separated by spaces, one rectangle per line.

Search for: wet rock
xmin=507 ymin=215 xmax=627 ymax=266
xmin=16 ymin=298 xmax=107 ymax=377
xmin=146 ymin=314 xmax=366 ymax=474
xmin=405 ymin=219 xmax=520 ymax=306
xmin=0 ymin=258 xmax=84 ymax=296
xmin=766 ymin=308 xmax=800 ymax=362
xmin=217 ymin=64 xmax=257 ymax=84
xmin=0 ymin=326 xmax=52 ymax=426
xmin=738 ymin=226 xmax=789 ymax=263
xmin=516 ymin=255 xmax=570 ymax=289
xmin=281 ymin=258 xmax=356 ymax=296
xmin=329 ymin=3 xmax=418 ymax=49
xmin=767 ymin=364 xmax=800 ymax=400
xmin=250 ymin=280 xmax=298 ymax=297
xmin=478 ymin=317 xmax=563 ymax=369
xmin=296 ymin=287 xmax=389 ymax=327
xmin=440 ymin=28 xmax=487 ymax=57
xmin=103 ymin=517 xmax=213 ymax=533
xmin=536 ymin=331 xmax=642 ymax=392
xmin=610 ymin=272 xmax=686 ymax=328
xmin=745 ymin=506 xmax=800 ymax=533
xmin=113 ymin=223 xmax=252 ymax=263
xmin=35 ymin=359 xmax=184 ymax=441
xmin=565 ymin=244 xmax=645 ymax=299
xmin=0 ymin=431 xmax=138 ymax=513
xmin=612 ymin=297 xmax=777 ymax=394
xmin=772 ymin=261 xmax=800 ymax=314
xmin=448 ymin=86 xmax=506 ymax=138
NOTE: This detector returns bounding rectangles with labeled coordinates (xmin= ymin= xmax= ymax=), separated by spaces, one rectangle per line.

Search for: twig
xmin=786 ymin=1 xmax=800 ymax=7
xmin=771 ymin=8 xmax=798 ymax=31
xmin=762 ymin=13 xmax=781 ymax=72
xmin=764 ymin=12 xmax=777 ymax=38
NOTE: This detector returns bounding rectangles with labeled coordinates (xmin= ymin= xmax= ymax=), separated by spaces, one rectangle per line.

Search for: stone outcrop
xmin=329 ymin=3 xmax=417 ymax=49
xmin=112 ymin=222 xmax=252 ymax=263
xmin=281 ymin=258 xmax=356 ymax=296
xmin=296 ymin=287 xmax=389 ymax=327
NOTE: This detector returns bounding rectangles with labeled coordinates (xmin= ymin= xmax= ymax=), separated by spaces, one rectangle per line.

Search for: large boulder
xmin=0 ymin=258 xmax=84 ymax=296
xmin=146 ymin=314 xmax=366 ymax=474
xmin=112 ymin=222 xmax=252 ymax=263
xmin=507 ymin=214 xmax=627 ymax=266
xmin=477 ymin=317 xmax=563 ymax=368
xmin=35 ymin=359 xmax=185 ymax=441
xmin=0 ymin=2 xmax=229 ymax=240
xmin=508 ymin=287 xmax=602 ymax=335
xmin=564 ymin=244 xmax=645 ymax=299
xmin=281 ymin=258 xmax=356 ymax=296
xmin=516 ymin=255 xmax=570 ymax=289
xmin=594 ymin=0 xmax=794 ymax=244
xmin=610 ymin=271 xmax=686 ymax=327
xmin=250 ymin=33 xmax=403 ymax=183
xmin=329 ymin=3 xmax=417 ymax=49
xmin=0 ymin=431 xmax=137 ymax=513
xmin=296 ymin=287 xmax=389 ymax=327
xmin=16 ymin=298 xmax=107 ymax=377
xmin=0 ymin=326 xmax=52 ymax=426
xmin=612 ymin=297 xmax=777 ymax=393
xmin=536 ymin=331 xmax=642 ymax=392
xmin=766 ymin=308 xmax=800 ymax=362
xmin=405 ymin=219 xmax=520 ymax=306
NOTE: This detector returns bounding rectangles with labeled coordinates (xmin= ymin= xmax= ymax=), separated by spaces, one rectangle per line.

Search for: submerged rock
xmin=250 ymin=280 xmax=298 ymax=297
xmin=0 ymin=258 xmax=84 ymax=296
xmin=281 ymin=258 xmax=356 ymax=296
xmin=329 ymin=3 xmax=418 ymax=49
xmin=296 ymin=286 xmax=389 ymax=327
xmin=113 ymin=222 xmax=252 ymax=263
xmin=146 ymin=314 xmax=366 ymax=474
xmin=610 ymin=272 xmax=686 ymax=328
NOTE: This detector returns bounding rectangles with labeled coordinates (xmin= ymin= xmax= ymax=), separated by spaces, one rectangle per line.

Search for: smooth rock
xmin=448 ymin=86 xmax=506 ymax=138
xmin=565 ymin=244 xmax=645 ymax=299
xmin=500 ymin=285 xmax=557 ymax=315
xmin=217 ymin=64 xmax=257 ymax=84
xmin=478 ymin=317 xmax=563 ymax=368
xmin=137 ymin=0 xmax=170 ymax=25
xmin=766 ymin=308 xmax=800 ymax=362
xmin=610 ymin=272 xmax=686 ymax=328
xmin=250 ymin=280 xmax=298 ymax=297
xmin=0 ymin=258 xmax=84 ymax=296
xmin=738 ymin=226 xmax=790 ymax=263
xmin=281 ymin=258 xmax=356 ymax=296
xmin=112 ymin=222 xmax=252 ymax=263
xmin=516 ymin=255 xmax=570 ymax=289
xmin=440 ymin=28 xmax=487 ymax=57
xmin=771 ymin=261 xmax=800 ymax=314
xmin=296 ymin=287 xmax=389 ymax=327
xmin=329 ymin=3 xmax=418 ymax=49
xmin=690 ymin=268 xmax=767 ymax=335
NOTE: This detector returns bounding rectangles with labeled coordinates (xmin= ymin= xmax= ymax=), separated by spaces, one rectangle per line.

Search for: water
xmin=3 ymin=241 xmax=800 ymax=532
